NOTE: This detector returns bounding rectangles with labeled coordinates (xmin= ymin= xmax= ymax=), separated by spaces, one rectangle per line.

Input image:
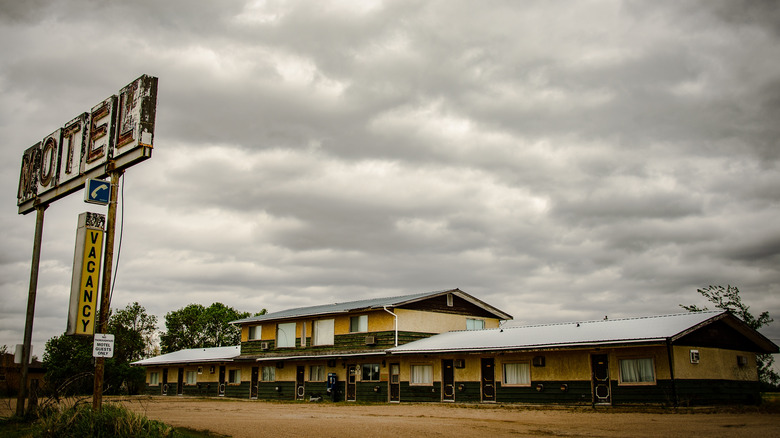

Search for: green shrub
xmin=36 ymin=403 xmax=176 ymax=438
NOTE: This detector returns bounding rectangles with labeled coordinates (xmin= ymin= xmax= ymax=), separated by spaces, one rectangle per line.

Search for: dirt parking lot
xmin=113 ymin=397 xmax=780 ymax=438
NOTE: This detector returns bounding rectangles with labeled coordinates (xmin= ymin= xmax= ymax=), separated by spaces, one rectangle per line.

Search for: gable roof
xmin=231 ymin=288 xmax=512 ymax=324
xmin=389 ymin=311 xmax=779 ymax=354
xmin=131 ymin=345 xmax=240 ymax=367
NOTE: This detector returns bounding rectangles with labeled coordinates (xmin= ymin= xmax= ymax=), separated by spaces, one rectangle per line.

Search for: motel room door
xmin=251 ymin=366 xmax=259 ymax=399
xmin=442 ymin=359 xmax=455 ymax=402
xmin=161 ymin=369 xmax=168 ymax=395
xmin=218 ymin=366 xmax=226 ymax=396
xmin=591 ymin=354 xmax=611 ymax=405
xmin=389 ymin=363 xmax=400 ymax=402
xmin=296 ymin=366 xmax=306 ymax=400
xmin=346 ymin=364 xmax=357 ymax=401
xmin=177 ymin=368 xmax=184 ymax=395
xmin=481 ymin=358 xmax=496 ymax=402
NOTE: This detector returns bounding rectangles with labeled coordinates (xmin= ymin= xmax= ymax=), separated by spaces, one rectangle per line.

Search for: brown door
xmin=346 ymin=364 xmax=357 ymax=401
xmin=296 ymin=366 xmax=305 ymax=400
xmin=177 ymin=368 xmax=184 ymax=395
xmin=442 ymin=359 xmax=455 ymax=402
xmin=591 ymin=354 xmax=611 ymax=405
xmin=481 ymin=358 xmax=495 ymax=402
xmin=218 ymin=366 xmax=226 ymax=396
xmin=389 ymin=363 xmax=400 ymax=402
xmin=161 ymin=369 xmax=168 ymax=395
xmin=251 ymin=366 xmax=259 ymax=399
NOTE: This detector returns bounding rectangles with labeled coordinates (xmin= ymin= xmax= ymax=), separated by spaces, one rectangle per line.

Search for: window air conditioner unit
xmin=365 ymin=335 xmax=376 ymax=345
xmin=260 ymin=342 xmax=270 ymax=350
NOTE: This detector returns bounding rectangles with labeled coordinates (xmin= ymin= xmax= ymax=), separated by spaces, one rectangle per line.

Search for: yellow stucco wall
xmin=672 ymin=346 xmax=757 ymax=381
xmin=395 ymin=309 xmax=500 ymax=333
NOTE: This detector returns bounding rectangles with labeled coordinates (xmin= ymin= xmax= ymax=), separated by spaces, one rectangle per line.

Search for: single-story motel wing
xmin=132 ymin=288 xmax=778 ymax=406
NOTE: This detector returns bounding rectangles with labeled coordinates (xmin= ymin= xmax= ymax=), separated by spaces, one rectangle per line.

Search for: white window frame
xmin=262 ymin=366 xmax=275 ymax=382
xmin=248 ymin=325 xmax=262 ymax=340
xmin=186 ymin=370 xmax=197 ymax=385
xmin=466 ymin=318 xmax=485 ymax=330
xmin=228 ymin=369 xmax=242 ymax=384
xmin=361 ymin=363 xmax=381 ymax=381
xmin=313 ymin=319 xmax=335 ymax=346
xmin=618 ymin=357 xmax=656 ymax=385
xmin=309 ymin=365 xmax=326 ymax=382
xmin=502 ymin=362 xmax=531 ymax=387
xmin=410 ymin=364 xmax=433 ymax=386
xmin=350 ymin=315 xmax=368 ymax=333
xmin=276 ymin=322 xmax=296 ymax=348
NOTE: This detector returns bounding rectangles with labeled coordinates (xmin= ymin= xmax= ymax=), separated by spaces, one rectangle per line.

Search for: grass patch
xmin=0 ymin=401 xmax=225 ymax=438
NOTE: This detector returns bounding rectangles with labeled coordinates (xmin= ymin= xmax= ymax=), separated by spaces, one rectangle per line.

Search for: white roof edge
xmin=390 ymin=337 xmax=670 ymax=354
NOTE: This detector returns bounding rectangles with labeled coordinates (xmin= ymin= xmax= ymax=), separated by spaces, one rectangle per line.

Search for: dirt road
xmin=115 ymin=397 xmax=780 ymax=438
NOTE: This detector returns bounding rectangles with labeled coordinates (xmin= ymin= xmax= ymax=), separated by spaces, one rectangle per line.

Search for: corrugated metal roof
xmin=389 ymin=311 xmax=725 ymax=354
xmin=131 ymin=345 xmax=240 ymax=366
xmin=231 ymin=288 xmax=512 ymax=324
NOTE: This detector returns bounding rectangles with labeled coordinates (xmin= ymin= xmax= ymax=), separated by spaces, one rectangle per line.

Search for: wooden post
xmin=16 ymin=204 xmax=46 ymax=417
xmin=92 ymin=170 xmax=122 ymax=410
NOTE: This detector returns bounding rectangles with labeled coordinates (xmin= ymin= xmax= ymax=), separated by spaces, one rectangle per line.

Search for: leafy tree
xmin=159 ymin=303 xmax=251 ymax=353
xmin=108 ymin=301 xmax=158 ymax=360
xmin=681 ymin=285 xmax=779 ymax=388
xmin=42 ymin=302 xmax=158 ymax=396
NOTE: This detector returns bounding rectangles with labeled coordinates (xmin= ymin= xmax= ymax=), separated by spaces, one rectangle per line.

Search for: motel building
xmin=132 ymin=288 xmax=778 ymax=406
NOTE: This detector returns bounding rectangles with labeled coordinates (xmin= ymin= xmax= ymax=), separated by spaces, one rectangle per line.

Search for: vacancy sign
xmin=93 ymin=333 xmax=114 ymax=358
xmin=66 ymin=212 xmax=105 ymax=335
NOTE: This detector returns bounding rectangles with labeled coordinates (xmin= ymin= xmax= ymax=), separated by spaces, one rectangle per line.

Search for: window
xmin=276 ymin=322 xmax=296 ymax=348
xmin=446 ymin=293 xmax=453 ymax=306
xmin=350 ymin=315 xmax=368 ymax=333
xmin=362 ymin=363 xmax=380 ymax=381
xmin=690 ymin=349 xmax=700 ymax=364
xmin=228 ymin=369 xmax=242 ymax=384
xmin=503 ymin=362 xmax=531 ymax=386
xmin=313 ymin=319 xmax=335 ymax=346
xmin=310 ymin=365 xmax=325 ymax=382
xmin=197 ymin=367 xmax=203 ymax=374
xmin=466 ymin=319 xmax=484 ymax=330
xmin=410 ymin=364 xmax=433 ymax=385
xmin=262 ymin=366 xmax=275 ymax=382
xmin=619 ymin=358 xmax=655 ymax=384
xmin=186 ymin=370 xmax=197 ymax=385
xmin=149 ymin=372 xmax=160 ymax=385
xmin=248 ymin=325 xmax=261 ymax=340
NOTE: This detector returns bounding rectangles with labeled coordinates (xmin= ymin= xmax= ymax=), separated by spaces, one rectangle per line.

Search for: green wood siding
xmin=496 ymin=381 xmax=592 ymax=404
xmin=399 ymin=382 xmax=442 ymax=402
xmin=675 ymin=379 xmax=760 ymax=405
xmin=241 ymin=331 xmax=433 ymax=357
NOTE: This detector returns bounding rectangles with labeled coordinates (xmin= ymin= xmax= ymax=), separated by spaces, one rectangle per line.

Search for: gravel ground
xmin=109 ymin=397 xmax=780 ymax=438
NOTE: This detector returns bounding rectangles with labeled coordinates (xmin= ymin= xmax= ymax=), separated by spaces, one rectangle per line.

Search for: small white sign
xmin=93 ymin=333 xmax=115 ymax=358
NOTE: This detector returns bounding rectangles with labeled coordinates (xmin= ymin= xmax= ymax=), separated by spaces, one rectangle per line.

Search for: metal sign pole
xmin=16 ymin=204 xmax=47 ymax=417
xmin=92 ymin=169 xmax=121 ymax=410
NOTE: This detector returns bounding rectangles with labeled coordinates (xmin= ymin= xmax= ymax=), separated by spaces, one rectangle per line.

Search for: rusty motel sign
xmin=15 ymin=75 xmax=158 ymax=415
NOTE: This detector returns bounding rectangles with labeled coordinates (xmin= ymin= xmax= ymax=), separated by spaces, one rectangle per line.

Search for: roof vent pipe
xmin=383 ymin=306 xmax=398 ymax=347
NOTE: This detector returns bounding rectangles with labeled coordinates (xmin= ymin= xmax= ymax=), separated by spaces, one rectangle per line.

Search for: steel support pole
xmin=16 ymin=204 xmax=47 ymax=417
xmin=92 ymin=170 xmax=121 ymax=410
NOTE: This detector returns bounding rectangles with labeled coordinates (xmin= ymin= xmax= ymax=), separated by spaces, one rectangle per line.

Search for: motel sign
xmin=17 ymin=75 xmax=158 ymax=214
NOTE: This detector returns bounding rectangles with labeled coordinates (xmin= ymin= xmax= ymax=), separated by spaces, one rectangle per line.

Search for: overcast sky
xmin=2 ymin=0 xmax=779 ymax=357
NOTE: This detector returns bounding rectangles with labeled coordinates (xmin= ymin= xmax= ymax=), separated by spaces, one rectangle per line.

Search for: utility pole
xmin=16 ymin=205 xmax=47 ymax=417
xmin=92 ymin=169 xmax=122 ymax=410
